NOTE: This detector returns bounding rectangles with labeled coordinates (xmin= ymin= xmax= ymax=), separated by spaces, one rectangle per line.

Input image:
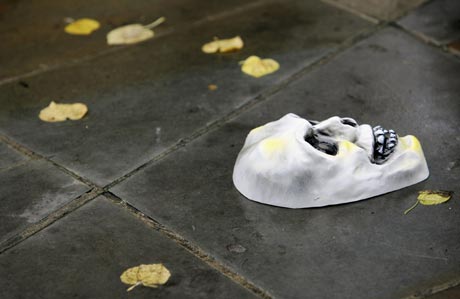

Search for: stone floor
xmin=0 ymin=0 xmax=459 ymax=298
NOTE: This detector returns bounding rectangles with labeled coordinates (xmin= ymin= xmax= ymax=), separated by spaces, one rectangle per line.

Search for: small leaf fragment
xmin=418 ymin=190 xmax=453 ymax=205
xmin=120 ymin=264 xmax=171 ymax=292
xmin=208 ymin=84 xmax=218 ymax=91
xmin=39 ymin=101 xmax=88 ymax=122
xmin=107 ymin=17 xmax=165 ymax=45
xmin=241 ymin=56 xmax=279 ymax=78
xmin=202 ymin=36 xmax=244 ymax=53
xmin=65 ymin=18 xmax=100 ymax=35
xmin=404 ymin=190 xmax=453 ymax=214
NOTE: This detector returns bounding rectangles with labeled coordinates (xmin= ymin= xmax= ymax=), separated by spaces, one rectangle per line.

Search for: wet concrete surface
xmin=399 ymin=0 xmax=460 ymax=46
xmin=1 ymin=0 xmax=459 ymax=298
xmin=0 ymin=0 xmax=265 ymax=80
xmin=0 ymin=0 xmax=370 ymax=186
xmin=0 ymin=157 xmax=89 ymax=243
xmin=112 ymin=27 xmax=460 ymax=299
xmin=0 ymin=196 xmax=257 ymax=299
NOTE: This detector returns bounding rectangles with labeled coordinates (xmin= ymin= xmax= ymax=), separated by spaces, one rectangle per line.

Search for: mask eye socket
xmin=341 ymin=118 xmax=358 ymax=127
xmin=304 ymin=134 xmax=338 ymax=155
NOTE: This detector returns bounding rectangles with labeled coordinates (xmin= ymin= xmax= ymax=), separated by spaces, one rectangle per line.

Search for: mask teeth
xmin=373 ymin=125 xmax=398 ymax=164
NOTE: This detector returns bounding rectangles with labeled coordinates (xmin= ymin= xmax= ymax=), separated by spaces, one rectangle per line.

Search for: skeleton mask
xmin=233 ymin=113 xmax=429 ymax=208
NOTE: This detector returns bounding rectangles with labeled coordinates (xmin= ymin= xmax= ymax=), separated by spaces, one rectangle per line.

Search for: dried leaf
xmin=107 ymin=17 xmax=165 ymax=45
xmin=418 ymin=190 xmax=453 ymax=205
xmin=404 ymin=190 xmax=453 ymax=214
xmin=120 ymin=264 xmax=171 ymax=292
xmin=39 ymin=101 xmax=88 ymax=122
xmin=241 ymin=56 xmax=279 ymax=78
xmin=202 ymin=36 xmax=243 ymax=53
xmin=65 ymin=18 xmax=100 ymax=35
xmin=208 ymin=84 xmax=218 ymax=91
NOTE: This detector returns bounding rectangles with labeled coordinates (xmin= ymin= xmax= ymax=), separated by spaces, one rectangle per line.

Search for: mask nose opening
xmin=304 ymin=129 xmax=338 ymax=156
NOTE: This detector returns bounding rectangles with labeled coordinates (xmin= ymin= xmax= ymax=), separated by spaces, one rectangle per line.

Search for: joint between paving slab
xmin=0 ymin=188 xmax=102 ymax=254
xmin=106 ymin=23 xmax=386 ymax=190
xmin=103 ymin=191 xmax=273 ymax=299
xmin=0 ymin=134 xmax=99 ymax=189
xmin=390 ymin=22 xmax=460 ymax=60
xmin=403 ymin=276 xmax=460 ymax=299
xmin=320 ymin=0 xmax=380 ymax=24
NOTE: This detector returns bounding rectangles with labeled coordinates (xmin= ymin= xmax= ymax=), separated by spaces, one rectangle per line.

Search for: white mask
xmin=233 ymin=113 xmax=429 ymax=208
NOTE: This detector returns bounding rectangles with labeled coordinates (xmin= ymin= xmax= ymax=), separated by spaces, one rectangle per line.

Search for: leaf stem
xmin=404 ymin=200 xmax=419 ymax=215
xmin=127 ymin=282 xmax=142 ymax=292
xmin=144 ymin=17 xmax=166 ymax=29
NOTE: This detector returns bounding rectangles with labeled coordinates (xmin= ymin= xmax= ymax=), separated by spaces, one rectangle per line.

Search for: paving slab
xmin=0 ymin=141 xmax=28 ymax=170
xmin=112 ymin=27 xmax=460 ymax=299
xmin=398 ymin=0 xmax=460 ymax=46
xmin=0 ymin=0 xmax=371 ymax=186
xmin=426 ymin=285 xmax=460 ymax=299
xmin=0 ymin=0 xmax=265 ymax=81
xmin=0 ymin=196 xmax=258 ymax=299
xmin=0 ymin=158 xmax=89 ymax=243
xmin=325 ymin=0 xmax=425 ymax=21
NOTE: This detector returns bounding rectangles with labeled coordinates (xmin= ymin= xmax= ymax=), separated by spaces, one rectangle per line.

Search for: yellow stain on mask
xmin=260 ymin=138 xmax=286 ymax=157
xmin=399 ymin=135 xmax=422 ymax=154
xmin=250 ymin=126 xmax=263 ymax=134
xmin=337 ymin=140 xmax=359 ymax=156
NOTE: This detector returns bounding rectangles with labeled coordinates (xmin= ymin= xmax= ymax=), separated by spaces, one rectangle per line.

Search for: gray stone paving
xmin=326 ymin=0 xmax=425 ymax=21
xmin=0 ymin=196 xmax=257 ymax=299
xmin=398 ymin=0 xmax=460 ymax=46
xmin=0 ymin=147 xmax=89 ymax=243
xmin=0 ymin=0 xmax=263 ymax=81
xmin=0 ymin=0 xmax=370 ymax=186
xmin=0 ymin=0 xmax=459 ymax=298
xmin=112 ymin=27 xmax=460 ymax=299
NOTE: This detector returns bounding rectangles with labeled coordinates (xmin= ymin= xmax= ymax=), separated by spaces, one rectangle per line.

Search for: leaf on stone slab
xmin=39 ymin=101 xmax=88 ymax=122
xmin=241 ymin=56 xmax=279 ymax=78
xmin=208 ymin=84 xmax=218 ymax=91
xmin=202 ymin=36 xmax=243 ymax=53
xmin=404 ymin=190 xmax=453 ymax=214
xmin=65 ymin=18 xmax=100 ymax=35
xmin=418 ymin=190 xmax=453 ymax=205
xmin=120 ymin=264 xmax=171 ymax=292
xmin=107 ymin=17 xmax=165 ymax=45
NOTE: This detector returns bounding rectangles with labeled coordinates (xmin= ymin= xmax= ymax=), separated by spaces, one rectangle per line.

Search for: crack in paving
xmin=103 ymin=191 xmax=273 ymax=299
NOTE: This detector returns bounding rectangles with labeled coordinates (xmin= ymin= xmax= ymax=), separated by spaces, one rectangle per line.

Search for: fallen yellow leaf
xmin=120 ymin=264 xmax=171 ymax=292
xmin=39 ymin=101 xmax=88 ymax=122
xmin=65 ymin=18 xmax=100 ymax=35
xmin=404 ymin=190 xmax=453 ymax=214
xmin=202 ymin=36 xmax=243 ymax=53
xmin=107 ymin=17 xmax=165 ymax=45
xmin=208 ymin=84 xmax=218 ymax=91
xmin=418 ymin=190 xmax=452 ymax=205
xmin=241 ymin=56 xmax=279 ymax=78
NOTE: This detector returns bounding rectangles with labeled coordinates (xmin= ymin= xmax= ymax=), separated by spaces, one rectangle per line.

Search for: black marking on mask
xmin=373 ymin=126 xmax=398 ymax=164
xmin=340 ymin=117 xmax=358 ymax=127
